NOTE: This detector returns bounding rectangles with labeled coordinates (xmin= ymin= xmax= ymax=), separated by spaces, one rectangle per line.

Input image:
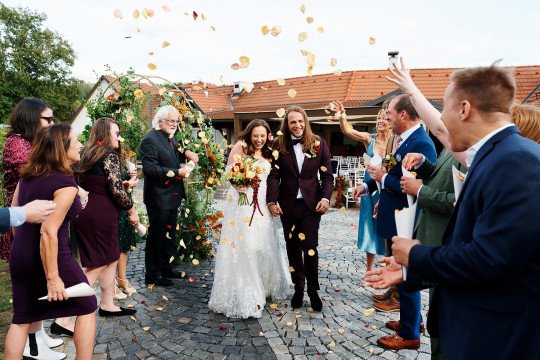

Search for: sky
xmin=4 ymin=0 xmax=540 ymax=85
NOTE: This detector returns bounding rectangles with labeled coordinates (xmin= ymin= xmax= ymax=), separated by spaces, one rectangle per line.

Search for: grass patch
xmin=0 ymin=259 xmax=12 ymax=357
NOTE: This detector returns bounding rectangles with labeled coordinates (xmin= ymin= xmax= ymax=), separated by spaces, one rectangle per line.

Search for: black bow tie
xmin=291 ymin=138 xmax=303 ymax=145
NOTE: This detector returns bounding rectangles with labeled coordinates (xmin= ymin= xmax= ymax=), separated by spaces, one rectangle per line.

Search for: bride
xmin=209 ymin=119 xmax=292 ymax=318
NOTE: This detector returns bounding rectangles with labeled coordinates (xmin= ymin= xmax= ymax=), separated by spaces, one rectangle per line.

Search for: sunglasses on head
xmin=41 ymin=116 xmax=56 ymax=124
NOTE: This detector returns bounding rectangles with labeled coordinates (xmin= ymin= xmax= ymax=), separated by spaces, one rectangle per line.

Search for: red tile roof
xmin=203 ymin=65 xmax=540 ymax=120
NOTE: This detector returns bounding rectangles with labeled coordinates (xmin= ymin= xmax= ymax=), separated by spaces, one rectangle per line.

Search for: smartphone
xmin=388 ymin=51 xmax=399 ymax=68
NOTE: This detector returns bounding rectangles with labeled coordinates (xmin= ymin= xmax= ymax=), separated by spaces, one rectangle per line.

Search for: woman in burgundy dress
xmin=73 ymin=117 xmax=139 ymax=317
xmin=1 ymin=98 xmax=56 ymax=260
xmin=5 ymin=124 xmax=97 ymax=359
xmin=1 ymin=98 xmax=75 ymax=358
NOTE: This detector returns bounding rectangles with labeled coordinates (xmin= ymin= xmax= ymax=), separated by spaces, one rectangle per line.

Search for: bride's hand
xmin=234 ymin=185 xmax=248 ymax=193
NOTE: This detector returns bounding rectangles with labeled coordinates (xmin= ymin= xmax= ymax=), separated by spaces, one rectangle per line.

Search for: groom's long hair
xmin=274 ymin=106 xmax=320 ymax=155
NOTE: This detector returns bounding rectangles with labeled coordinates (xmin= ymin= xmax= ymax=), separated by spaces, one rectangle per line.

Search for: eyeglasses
xmin=41 ymin=116 xmax=56 ymax=124
xmin=165 ymin=119 xmax=179 ymax=124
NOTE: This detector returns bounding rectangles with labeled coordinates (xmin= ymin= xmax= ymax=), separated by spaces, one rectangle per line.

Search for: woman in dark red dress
xmin=1 ymin=98 xmax=56 ymax=261
xmin=5 ymin=124 xmax=97 ymax=359
xmin=73 ymin=117 xmax=139 ymax=317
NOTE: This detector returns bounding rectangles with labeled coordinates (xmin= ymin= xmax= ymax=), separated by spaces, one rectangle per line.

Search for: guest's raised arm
xmin=387 ymin=57 xmax=468 ymax=167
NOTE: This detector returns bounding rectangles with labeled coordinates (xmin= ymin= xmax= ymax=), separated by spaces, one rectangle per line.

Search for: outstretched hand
xmin=386 ymin=57 xmax=420 ymax=96
xmin=364 ymin=256 xmax=404 ymax=289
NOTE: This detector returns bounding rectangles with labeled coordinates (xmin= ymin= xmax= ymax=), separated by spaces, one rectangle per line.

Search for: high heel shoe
xmin=37 ymin=327 xmax=63 ymax=348
xmin=117 ymin=277 xmax=137 ymax=296
xmin=49 ymin=321 xmax=74 ymax=337
xmin=113 ymin=285 xmax=128 ymax=300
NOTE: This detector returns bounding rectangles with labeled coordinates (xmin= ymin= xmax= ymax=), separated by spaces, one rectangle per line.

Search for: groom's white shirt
xmin=292 ymin=136 xmax=304 ymax=199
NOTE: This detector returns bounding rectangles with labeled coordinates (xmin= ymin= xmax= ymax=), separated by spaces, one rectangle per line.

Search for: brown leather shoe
xmin=373 ymin=293 xmax=400 ymax=312
xmin=371 ymin=287 xmax=393 ymax=302
xmin=377 ymin=334 xmax=420 ymax=350
xmin=386 ymin=320 xmax=425 ymax=333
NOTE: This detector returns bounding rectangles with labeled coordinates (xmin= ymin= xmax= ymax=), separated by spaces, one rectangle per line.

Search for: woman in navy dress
xmin=73 ymin=117 xmax=139 ymax=317
xmin=5 ymin=124 xmax=97 ymax=359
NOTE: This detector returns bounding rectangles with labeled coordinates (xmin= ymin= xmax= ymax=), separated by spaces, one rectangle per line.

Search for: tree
xmin=0 ymin=3 xmax=83 ymax=123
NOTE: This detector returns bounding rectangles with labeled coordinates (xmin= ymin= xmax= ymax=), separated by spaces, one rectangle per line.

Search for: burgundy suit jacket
xmin=267 ymin=138 xmax=333 ymax=215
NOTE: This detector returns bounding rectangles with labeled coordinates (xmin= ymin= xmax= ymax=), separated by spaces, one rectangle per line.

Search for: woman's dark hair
xmin=21 ymin=123 xmax=73 ymax=179
xmin=76 ymin=117 xmax=122 ymax=173
xmin=7 ymin=98 xmax=52 ymax=142
xmin=237 ymin=119 xmax=273 ymax=159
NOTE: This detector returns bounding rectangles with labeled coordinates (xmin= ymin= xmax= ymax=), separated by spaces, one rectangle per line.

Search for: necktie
xmin=392 ymin=135 xmax=402 ymax=154
xmin=169 ymin=138 xmax=173 ymax=148
xmin=292 ymin=138 xmax=303 ymax=145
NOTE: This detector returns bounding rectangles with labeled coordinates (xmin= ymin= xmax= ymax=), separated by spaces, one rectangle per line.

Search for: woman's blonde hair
xmin=511 ymin=104 xmax=540 ymax=143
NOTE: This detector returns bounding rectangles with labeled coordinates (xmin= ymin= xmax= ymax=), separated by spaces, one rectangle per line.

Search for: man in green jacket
xmin=399 ymin=148 xmax=467 ymax=359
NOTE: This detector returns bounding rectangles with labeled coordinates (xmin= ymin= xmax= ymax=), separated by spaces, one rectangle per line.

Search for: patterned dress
xmin=72 ymin=152 xmax=133 ymax=268
xmin=0 ymin=135 xmax=32 ymax=260
xmin=118 ymin=165 xmax=139 ymax=253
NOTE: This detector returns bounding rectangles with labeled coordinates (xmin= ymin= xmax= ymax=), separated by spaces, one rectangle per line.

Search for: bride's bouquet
xmin=227 ymin=154 xmax=264 ymax=225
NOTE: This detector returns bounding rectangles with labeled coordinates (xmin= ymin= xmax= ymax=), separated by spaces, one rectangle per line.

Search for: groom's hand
xmin=315 ymin=199 xmax=330 ymax=214
xmin=268 ymin=203 xmax=283 ymax=217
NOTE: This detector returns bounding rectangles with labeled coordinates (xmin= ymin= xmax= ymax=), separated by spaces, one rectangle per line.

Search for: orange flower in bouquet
xmin=227 ymin=155 xmax=264 ymax=225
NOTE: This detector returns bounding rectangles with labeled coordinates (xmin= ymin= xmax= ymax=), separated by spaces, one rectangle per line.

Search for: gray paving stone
xmin=55 ymin=197 xmax=430 ymax=359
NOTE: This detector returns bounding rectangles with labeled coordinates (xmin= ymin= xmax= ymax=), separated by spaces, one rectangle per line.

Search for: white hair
xmin=152 ymin=105 xmax=180 ymax=128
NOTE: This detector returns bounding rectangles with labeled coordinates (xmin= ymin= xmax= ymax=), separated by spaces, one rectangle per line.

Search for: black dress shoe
xmin=291 ymin=291 xmax=304 ymax=309
xmin=146 ymin=277 xmax=173 ymax=287
xmin=50 ymin=321 xmax=74 ymax=337
xmin=98 ymin=307 xmax=137 ymax=317
xmin=161 ymin=268 xmax=181 ymax=279
xmin=308 ymin=290 xmax=323 ymax=311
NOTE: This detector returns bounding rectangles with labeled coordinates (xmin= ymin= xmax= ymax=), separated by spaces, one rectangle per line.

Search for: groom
xmin=267 ymin=106 xmax=333 ymax=311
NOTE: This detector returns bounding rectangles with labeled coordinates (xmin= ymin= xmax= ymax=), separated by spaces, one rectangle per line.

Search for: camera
xmin=388 ymin=51 xmax=399 ymax=68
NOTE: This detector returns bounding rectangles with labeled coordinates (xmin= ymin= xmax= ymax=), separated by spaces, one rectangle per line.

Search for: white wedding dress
xmin=209 ymin=159 xmax=293 ymax=318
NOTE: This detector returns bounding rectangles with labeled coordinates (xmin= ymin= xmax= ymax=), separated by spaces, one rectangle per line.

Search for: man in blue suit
xmin=391 ymin=65 xmax=540 ymax=359
xmin=353 ymin=93 xmax=437 ymax=350
xmin=0 ymin=200 xmax=56 ymax=233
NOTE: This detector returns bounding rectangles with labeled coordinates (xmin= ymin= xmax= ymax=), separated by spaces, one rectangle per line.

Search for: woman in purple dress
xmin=5 ymin=124 xmax=97 ymax=359
xmin=73 ymin=117 xmax=139 ymax=317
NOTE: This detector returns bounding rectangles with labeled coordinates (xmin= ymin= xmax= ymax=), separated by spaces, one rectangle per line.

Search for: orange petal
xmin=271 ymin=25 xmax=282 ymax=37
xmin=231 ymin=63 xmax=240 ymax=70
xmin=306 ymin=16 xmax=314 ymax=24
xmin=298 ymin=32 xmax=308 ymax=42
xmin=287 ymin=89 xmax=297 ymax=98
xmin=113 ymin=9 xmax=123 ymax=19
xmin=261 ymin=25 xmax=270 ymax=35
xmin=133 ymin=9 xmax=140 ymax=19
xmin=147 ymin=63 xmax=157 ymax=70
xmin=369 ymin=36 xmax=376 ymax=45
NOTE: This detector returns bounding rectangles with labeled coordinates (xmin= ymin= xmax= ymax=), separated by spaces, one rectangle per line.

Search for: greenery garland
xmin=82 ymin=72 xmax=227 ymax=263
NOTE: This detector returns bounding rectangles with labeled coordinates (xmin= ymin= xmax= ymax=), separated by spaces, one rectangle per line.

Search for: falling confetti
xmin=113 ymin=9 xmax=123 ymax=19
xmin=192 ymin=11 xmax=198 ymax=20
xmin=147 ymin=63 xmax=157 ymax=71
xmin=261 ymin=25 xmax=270 ymax=35
xmin=239 ymin=55 xmax=250 ymax=68
xmin=192 ymin=259 xmax=200 ymax=265
xmin=320 ymin=166 xmax=328 ymax=172
xmin=330 ymin=58 xmax=337 ymax=67
xmin=162 ymin=4 xmax=171 ymax=12
xmin=334 ymin=69 xmax=342 ymax=76
xmin=298 ymin=233 xmax=306 ymax=240
xmin=162 ymin=41 xmax=171 ymax=48
xmin=288 ymin=89 xmax=297 ymax=98
xmin=148 ymin=51 xmax=154 ymax=56
xmin=271 ymin=25 xmax=282 ymax=36
xmin=306 ymin=16 xmax=314 ymax=24
xmin=300 ymin=4 xmax=306 ymax=14
xmin=143 ymin=326 xmax=150 ymax=331
xmin=276 ymin=108 xmax=286 ymax=117
xmin=210 ymin=25 xmax=216 ymax=31
xmin=270 ymin=303 xmax=278 ymax=309
xmin=300 ymin=49 xmax=310 ymax=56
xmin=166 ymin=170 xmax=175 ymax=177
xmin=276 ymin=78 xmax=286 ymax=86
xmin=231 ymin=63 xmax=240 ymax=70
xmin=243 ymin=82 xmax=254 ymax=93
xmin=298 ymin=32 xmax=308 ymax=42
xmin=133 ymin=10 xmax=140 ymax=19
xmin=364 ymin=308 xmax=375 ymax=316
xmin=308 ymin=249 xmax=316 ymax=256
xmin=316 ymin=26 xmax=324 ymax=34
xmin=289 ymin=266 xmax=295 ymax=272
xmin=169 ymin=255 xmax=174 ymax=263
xmin=338 ymin=328 xmax=345 ymax=334
xmin=369 ymin=36 xmax=376 ymax=45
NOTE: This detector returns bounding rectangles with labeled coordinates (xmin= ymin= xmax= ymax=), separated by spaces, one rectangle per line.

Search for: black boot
xmin=291 ymin=290 xmax=304 ymax=309
xmin=308 ymin=290 xmax=322 ymax=311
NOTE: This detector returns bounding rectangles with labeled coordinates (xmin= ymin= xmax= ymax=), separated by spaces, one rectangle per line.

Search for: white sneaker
xmin=23 ymin=333 xmax=66 ymax=360
xmin=36 ymin=328 xmax=64 ymax=348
